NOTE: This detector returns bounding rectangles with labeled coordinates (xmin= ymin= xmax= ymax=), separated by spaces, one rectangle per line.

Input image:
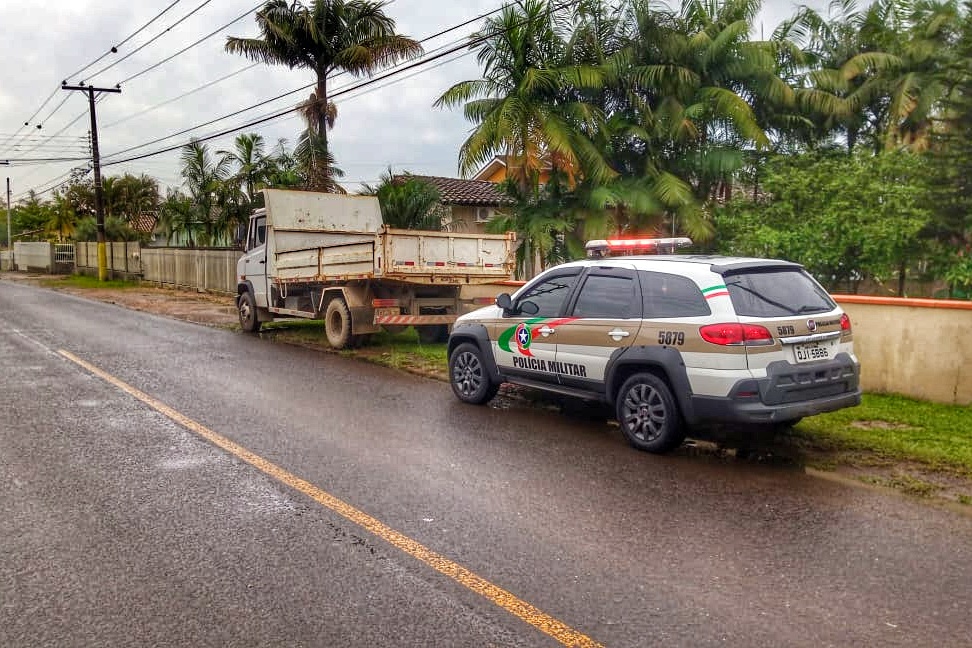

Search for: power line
xmin=24 ymin=0 xmax=575 ymax=195
xmin=65 ymin=0 xmax=186 ymax=81
xmin=103 ymin=64 xmax=260 ymax=129
xmin=84 ymin=0 xmax=218 ymax=84
xmin=101 ymin=2 xmax=517 ymax=161
xmin=116 ymin=2 xmax=264 ymax=86
xmin=2 ymin=1 xmax=185 ymax=156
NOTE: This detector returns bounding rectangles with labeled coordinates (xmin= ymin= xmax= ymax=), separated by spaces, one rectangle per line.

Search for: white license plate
xmin=373 ymin=307 xmax=401 ymax=320
xmin=793 ymin=340 xmax=835 ymax=363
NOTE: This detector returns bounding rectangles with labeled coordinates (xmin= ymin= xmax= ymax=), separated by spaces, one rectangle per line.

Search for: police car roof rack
xmin=585 ymin=237 xmax=694 ymax=258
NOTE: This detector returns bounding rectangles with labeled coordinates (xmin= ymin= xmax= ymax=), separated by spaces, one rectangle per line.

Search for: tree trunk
xmin=898 ymin=260 xmax=907 ymax=296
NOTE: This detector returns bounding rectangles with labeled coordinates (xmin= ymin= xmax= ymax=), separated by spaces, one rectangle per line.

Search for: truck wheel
xmin=417 ymin=324 xmax=449 ymax=344
xmin=616 ymin=373 xmax=685 ymax=453
xmin=324 ymin=297 xmax=353 ymax=349
xmin=238 ymin=291 xmax=261 ymax=333
xmin=449 ymin=343 xmax=499 ymax=405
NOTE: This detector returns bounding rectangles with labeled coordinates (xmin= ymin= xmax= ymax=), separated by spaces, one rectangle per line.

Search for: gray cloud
xmin=0 ymin=0 xmax=828 ymax=200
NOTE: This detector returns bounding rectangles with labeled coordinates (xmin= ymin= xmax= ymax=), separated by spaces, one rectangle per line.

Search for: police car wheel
xmin=616 ymin=373 xmax=685 ymax=453
xmin=449 ymin=343 xmax=498 ymax=405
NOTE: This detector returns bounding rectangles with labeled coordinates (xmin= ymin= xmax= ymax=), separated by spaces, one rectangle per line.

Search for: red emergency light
xmin=585 ymin=237 xmax=694 ymax=258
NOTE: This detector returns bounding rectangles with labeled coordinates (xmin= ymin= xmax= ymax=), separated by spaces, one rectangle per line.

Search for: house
xmin=398 ymin=175 xmax=514 ymax=234
xmin=471 ymin=155 xmax=553 ymax=185
xmin=130 ymin=212 xmax=162 ymax=245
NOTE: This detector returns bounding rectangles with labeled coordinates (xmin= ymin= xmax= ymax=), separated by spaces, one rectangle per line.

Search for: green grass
xmin=261 ymin=322 xmax=448 ymax=372
xmin=41 ymin=274 xmax=140 ymax=290
xmin=792 ymin=393 xmax=972 ymax=474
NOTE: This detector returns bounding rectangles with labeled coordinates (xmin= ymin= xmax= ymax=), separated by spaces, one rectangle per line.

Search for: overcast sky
xmin=0 ymin=0 xmax=829 ymax=202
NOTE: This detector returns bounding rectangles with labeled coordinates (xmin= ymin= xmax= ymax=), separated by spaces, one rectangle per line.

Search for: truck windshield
xmin=724 ymin=269 xmax=835 ymax=317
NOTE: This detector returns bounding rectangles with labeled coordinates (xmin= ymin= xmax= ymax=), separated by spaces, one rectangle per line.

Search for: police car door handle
xmin=608 ymin=329 xmax=630 ymax=340
xmin=538 ymin=326 xmax=556 ymax=336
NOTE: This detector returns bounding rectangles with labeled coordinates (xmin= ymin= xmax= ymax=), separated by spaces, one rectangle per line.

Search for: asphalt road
xmin=2 ymin=279 xmax=970 ymax=648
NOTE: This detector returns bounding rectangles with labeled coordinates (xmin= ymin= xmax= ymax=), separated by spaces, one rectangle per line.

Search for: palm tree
xmin=218 ymin=133 xmax=270 ymax=202
xmin=770 ymin=0 xmax=951 ymax=152
xmin=47 ymin=194 xmax=77 ymax=242
xmin=435 ymin=0 xmax=612 ymax=190
xmin=180 ymin=140 xmax=232 ymax=245
xmin=362 ymin=168 xmax=444 ymax=230
xmin=592 ymin=0 xmax=788 ymax=238
xmin=226 ymin=0 xmax=422 ymax=190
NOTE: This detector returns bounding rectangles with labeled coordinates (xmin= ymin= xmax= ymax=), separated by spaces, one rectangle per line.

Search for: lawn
xmin=40 ymin=275 xmax=140 ymax=290
xmin=792 ymin=394 xmax=972 ymax=475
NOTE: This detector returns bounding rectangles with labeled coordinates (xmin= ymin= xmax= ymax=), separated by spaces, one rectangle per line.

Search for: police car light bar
xmin=585 ymin=237 xmax=694 ymax=258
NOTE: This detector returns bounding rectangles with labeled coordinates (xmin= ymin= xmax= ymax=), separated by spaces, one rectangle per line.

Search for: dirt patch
xmin=851 ymin=420 xmax=916 ymax=431
xmin=65 ymin=285 xmax=239 ymax=328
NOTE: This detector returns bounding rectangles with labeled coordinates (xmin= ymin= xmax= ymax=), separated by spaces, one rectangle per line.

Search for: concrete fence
xmin=75 ymin=242 xmax=142 ymax=278
xmin=834 ymin=296 xmax=972 ymax=406
xmin=13 ymin=242 xmax=55 ymax=272
xmin=140 ymin=247 xmax=242 ymax=294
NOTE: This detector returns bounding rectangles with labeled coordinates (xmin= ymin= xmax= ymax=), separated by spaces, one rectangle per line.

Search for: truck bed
xmin=270 ymin=228 xmax=516 ymax=284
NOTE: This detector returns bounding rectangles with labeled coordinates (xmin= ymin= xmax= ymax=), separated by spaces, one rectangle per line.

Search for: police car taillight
xmin=585 ymin=237 xmax=693 ymax=258
xmin=700 ymin=323 xmax=774 ymax=347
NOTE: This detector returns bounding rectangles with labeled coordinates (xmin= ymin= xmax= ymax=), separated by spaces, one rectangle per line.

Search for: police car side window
xmin=640 ymin=271 xmax=711 ymax=318
xmin=571 ymin=274 xmax=636 ymax=319
xmin=518 ymin=272 xmax=580 ymax=317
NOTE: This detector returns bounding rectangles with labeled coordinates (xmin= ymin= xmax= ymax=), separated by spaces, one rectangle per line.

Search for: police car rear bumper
xmin=689 ymin=353 xmax=861 ymax=424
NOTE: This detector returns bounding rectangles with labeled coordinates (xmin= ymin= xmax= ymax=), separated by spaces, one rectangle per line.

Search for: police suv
xmin=447 ymin=238 xmax=861 ymax=453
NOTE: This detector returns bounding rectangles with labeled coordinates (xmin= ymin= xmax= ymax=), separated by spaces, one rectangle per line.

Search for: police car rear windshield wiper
xmin=795 ymin=304 xmax=830 ymax=314
xmin=725 ymin=280 xmax=804 ymax=315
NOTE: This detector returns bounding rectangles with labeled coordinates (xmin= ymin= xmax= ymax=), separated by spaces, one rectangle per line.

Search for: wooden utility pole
xmin=62 ymin=83 xmax=120 ymax=281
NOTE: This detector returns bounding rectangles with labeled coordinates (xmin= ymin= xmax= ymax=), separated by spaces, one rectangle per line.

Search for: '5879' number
xmin=658 ymin=330 xmax=685 ymax=346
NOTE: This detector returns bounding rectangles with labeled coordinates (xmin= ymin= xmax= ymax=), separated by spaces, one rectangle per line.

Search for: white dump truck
xmin=236 ymin=189 xmax=517 ymax=348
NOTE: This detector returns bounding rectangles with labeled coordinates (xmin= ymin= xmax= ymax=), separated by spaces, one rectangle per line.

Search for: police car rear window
xmin=725 ymin=269 xmax=835 ymax=317
xmin=640 ymin=271 xmax=711 ymax=318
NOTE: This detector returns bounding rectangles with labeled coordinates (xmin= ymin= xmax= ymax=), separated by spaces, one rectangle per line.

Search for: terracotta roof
xmin=404 ymin=175 xmax=513 ymax=206
xmin=130 ymin=212 xmax=158 ymax=234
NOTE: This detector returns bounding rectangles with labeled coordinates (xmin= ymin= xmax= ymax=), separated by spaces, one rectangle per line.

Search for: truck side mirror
xmin=495 ymin=293 xmax=513 ymax=311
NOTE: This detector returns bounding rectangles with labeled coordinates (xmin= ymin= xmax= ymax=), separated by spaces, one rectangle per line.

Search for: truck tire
xmin=238 ymin=290 xmax=261 ymax=333
xmin=615 ymin=373 xmax=685 ymax=453
xmin=324 ymin=296 xmax=353 ymax=349
xmin=449 ymin=343 xmax=499 ymax=405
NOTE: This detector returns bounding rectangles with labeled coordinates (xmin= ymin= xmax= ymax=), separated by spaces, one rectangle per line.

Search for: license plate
xmin=793 ymin=340 xmax=834 ymax=363
xmin=373 ymin=307 xmax=401 ymax=320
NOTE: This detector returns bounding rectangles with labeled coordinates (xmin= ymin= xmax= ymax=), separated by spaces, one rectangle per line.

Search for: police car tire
xmin=616 ymin=373 xmax=685 ymax=453
xmin=449 ymin=343 xmax=499 ymax=405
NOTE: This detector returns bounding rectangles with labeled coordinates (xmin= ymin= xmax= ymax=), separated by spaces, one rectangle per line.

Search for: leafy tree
xmin=713 ymin=150 xmax=933 ymax=293
xmin=226 ymin=0 xmax=422 ymax=190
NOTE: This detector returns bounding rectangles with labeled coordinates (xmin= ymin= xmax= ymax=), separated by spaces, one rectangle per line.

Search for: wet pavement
xmin=2 ymin=279 xmax=971 ymax=647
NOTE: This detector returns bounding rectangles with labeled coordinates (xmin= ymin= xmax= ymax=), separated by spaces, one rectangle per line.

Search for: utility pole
xmin=62 ymin=82 xmax=121 ymax=281
xmin=5 ymin=174 xmax=11 ymax=273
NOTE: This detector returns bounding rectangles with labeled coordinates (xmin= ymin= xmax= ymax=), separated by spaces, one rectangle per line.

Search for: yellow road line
xmin=58 ymin=349 xmax=603 ymax=648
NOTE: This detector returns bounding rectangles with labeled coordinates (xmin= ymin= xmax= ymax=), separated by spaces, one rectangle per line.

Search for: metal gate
xmin=53 ymin=243 xmax=75 ymax=272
